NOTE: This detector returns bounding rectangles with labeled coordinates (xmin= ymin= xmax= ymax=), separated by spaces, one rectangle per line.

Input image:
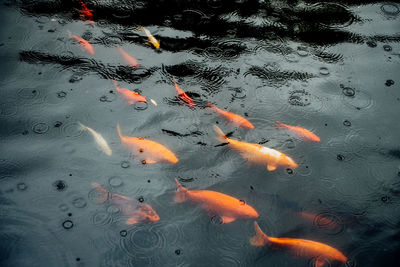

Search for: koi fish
xmin=137 ymin=25 xmax=160 ymax=49
xmin=275 ymin=121 xmax=320 ymax=142
xmin=92 ymin=183 xmax=160 ymax=224
xmin=213 ymin=125 xmax=298 ymax=171
xmin=207 ymin=102 xmax=254 ymax=129
xmin=173 ymin=78 xmax=195 ymax=108
xmin=174 ymin=178 xmax=258 ymax=223
xmin=113 ymin=80 xmax=146 ymax=104
xmin=68 ymin=31 xmax=95 ymax=55
xmin=251 ymin=222 xmax=347 ymax=267
xmin=117 ymin=124 xmax=178 ymax=164
xmin=79 ymin=0 xmax=94 ymax=24
xmin=116 ymin=45 xmax=139 ymax=68
xmin=78 ymin=122 xmax=112 ymax=156
xmin=150 ymin=99 xmax=158 ymax=106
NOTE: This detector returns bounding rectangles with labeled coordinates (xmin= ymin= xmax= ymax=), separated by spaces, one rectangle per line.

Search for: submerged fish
xmin=174 ymin=178 xmax=259 ymax=223
xmin=93 ymin=183 xmax=160 ymax=224
xmin=251 ymin=222 xmax=347 ymax=267
xmin=113 ymin=80 xmax=146 ymax=104
xmin=79 ymin=0 xmax=94 ymax=24
xmin=213 ymin=125 xmax=298 ymax=171
xmin=68 ymin=31 xmax=95 ymax=55
xmin=117 ymin=124 xmax=178 ymax=164
xmin=78 ymin=122 xmax=112 ymax=156
xmin=207 ymin=102 xmax=254 ymax=129
xmin=275 ymin=121 xmax=320 ymax=142
xmin=116 ymin=45 xmax=139 ymax=68
xmin=173 ymin=78 xmax=195 ymax=108
xmin=137 ymin=25 xmax=160 ymax=49
xmin=297 ymin=211 xmax=340 ymax=229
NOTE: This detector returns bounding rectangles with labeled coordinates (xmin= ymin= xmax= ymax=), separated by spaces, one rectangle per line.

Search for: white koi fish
xmin=78 ymin=122 xmax=112 ymax=156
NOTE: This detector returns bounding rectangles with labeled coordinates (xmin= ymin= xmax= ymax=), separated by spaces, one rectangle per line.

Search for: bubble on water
xmin=381 ymin=4 xmax=400 ymax=16
xmin=134 ymin=101 xmax=148 ymax=110
xmin=53 ymin=180 xmax=67 ymax=191
xmin=319 ymin=67 xmax=330 ymax=75
xmin=0 ymin=102 xmax=17 ymax=117
xmin=383 ymin=45 xmax=392 ymax=52
xmin=32 ymin=122 xmax=49 ymax=134
xmin=109 ymin=177 xmax=123 ymax=187
xmin=296 ymin=46 xmax=309 ymax=57
xmin=210 ymin=215 xmax=223 ymax=225
xmin=17 ymin=183 xmax=27 ymax=191
xmin=69 ymin=74 xmax=83 ymax=83
xmin=62 ymin=220 xmax=73 ymax=229
xmin=72 ymin=197 xmax=87 ymax=208
xmin=286 ymin=168 xmax=294 ymax=175
xmin=121 ymin=161 xmax=130 ymax=168
xmin=120 ymin=230 xmax=128 ymax=237
xmin=342 ymin=87 xmax=355 ymax=97
xmin=343 ymin=120 xmax=351 ymax=127
xmin=385 ymin=79 xmax=394 ymax=87
xmin=175 ymin=249 xmax=181 ymax=255
xmin=336 ymin=154 xmax=345 ymax=161
xmin=229 ymin=87 xmax=246 ymax=99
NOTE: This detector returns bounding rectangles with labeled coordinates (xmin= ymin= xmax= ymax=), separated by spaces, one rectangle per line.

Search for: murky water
xmin=1 ymin=0 xmax=399 ymax=266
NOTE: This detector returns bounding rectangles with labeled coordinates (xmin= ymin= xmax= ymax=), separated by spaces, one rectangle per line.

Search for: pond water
xmin=0 ymin=0 xmax=399 ymax=266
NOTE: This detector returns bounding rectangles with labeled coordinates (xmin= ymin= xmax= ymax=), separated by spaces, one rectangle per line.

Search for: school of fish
xmin=62 ymin=3 xmax=346 ymax=266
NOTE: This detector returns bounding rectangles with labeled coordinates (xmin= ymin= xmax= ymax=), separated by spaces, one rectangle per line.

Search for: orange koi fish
xmin=138 ymin=25 xmax=160 ymax=49
xmin=173 ymin=78 xmax=195 ymax=108
xmin=214 ymin=125 xmax=298 ymax=171
xmin=207 ymin=102 xmax=254 ymax=129
xmin=117 ymin=124 xmax=178 ymax=164
xmin=68 ymin=31 xmax=95 ymax=55
xmin=251 ymin=222 xmax=347 ymax=267
xmin=79 ymin=1 xmax=94 ymax=24
xmin=116 ymin=45 xmax=139 ymax=68
xmin=275 ymin=121 xmax=320 ymax=142
xmin=113 ymin=80 xmax=146 ymax=104
xmin=174 ymin=178 xmax=258 ymax=223
xmin=93 ymin=183 xmax=160 ymax=224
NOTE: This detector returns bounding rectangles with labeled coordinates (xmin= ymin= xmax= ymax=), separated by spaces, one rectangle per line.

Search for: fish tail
xmin=250 ymin=222 xmax=269 ymax=246
xmin=92 ymin=183 xmax=109 ymax=203
xmin=213 ymin=125 xmax=228 ymax=143
xmin=116 ymin=123 xmax=123 ymax=139
xmin=274 ymin=121 xmax=287 ymax=129
xmin=174 ymin=178 xmax=188 ymax=203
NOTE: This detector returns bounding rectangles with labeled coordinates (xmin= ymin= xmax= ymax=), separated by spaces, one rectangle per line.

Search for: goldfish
xmin=174 ymin=178 xmax=258 ymax=223
xmin=68 ymin=31 xmax=95 ymax=55
xmin=274 ymin=121 xmax=320 ymax=142
xmin=113 ymin=80 xmax=146 ymax=104
xmin=250 ymin=222 xmax=347 ymax=267
xmin=79 ymin=1 xmax=94 ymax=24
xmin=117 ymin=124 xmax=178 ymax=164
xmin=116 ymin=45 xmax=139 ymax=68
xmin=207 ymin=102 xmax=254 ymax=129
xmin=213 ymin=125 xmax=298 ymax=171
xmin=137 ymin=25 xmax=160 ymax=49
xmin=78 ymin=122 xmax=112 ymax=156
xmin=173 ymin=78 xmax=195 ymax=108
xmin=92 ymin=183 xmax=160 ymax=224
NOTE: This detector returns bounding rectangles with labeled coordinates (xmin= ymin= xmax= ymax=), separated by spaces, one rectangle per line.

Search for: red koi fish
xmin=275 ymin=121 xmax=320 ymax=142
xmin=69 ymin=31 xmax=95 ymax=55
xmin=251 ymin=222 xmax=347 ymax=267
xmin=173 ymin=78 xmax=195 ymax=108
xmin=79 ymin=1 xmax=94 ymax=24
xmin=116 ymin=45 xmax=139 ymax=68
xmin=117 ymin=124 xmax=178 ymax=164
xmin=93 ymin=183 xmax=160 ymax=224
xmin=174 ymin=178 xmax=259 ymax=223
xmin=207 ymin=102 xmax=254 ymax=129
xmin=214 ymin=125 xmax=298 ymax=171
xmin=113 ymin=80 xmax=146 ymax=104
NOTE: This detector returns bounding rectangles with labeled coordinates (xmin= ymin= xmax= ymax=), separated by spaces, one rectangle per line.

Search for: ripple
xmin=381 ymin=4 xmax=400 ymax=16
xmin=319 ymin=67 xmax=330 ymax=76
xmin=0 ymin=159 xmax=24 ymax=181
xmin=71 ymin=197 xmax=87 ymax=208
xmin=0 ymin=102 xmax=18 ymax=117
xmin=346 ymin=242 xmax=389 ymax=267
xmin=312 ymin=212 xmax=345 ymax=235
xmin=341 ymin=90 xmax=374 ymax=110
xmin=17 ymin=87 xmax=41 ymax=100
xmin=44 ymin=90 xmax=67 ymax=105
xmin=60 ymin=122 xmax=83 ymax=138
xmin=91 ymin=211 xmax=113 ymax=226
xmin=108 ymin=176 xmax=124 ymax=187
xmin=32 ymin=122 xmax=49 ymax=134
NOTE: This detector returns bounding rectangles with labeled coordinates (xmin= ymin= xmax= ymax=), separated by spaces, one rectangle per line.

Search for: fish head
xmin=238 ymin=200 xmax=259 ymax=219
xmin=285 ymin=156 xmax=298 ymax=169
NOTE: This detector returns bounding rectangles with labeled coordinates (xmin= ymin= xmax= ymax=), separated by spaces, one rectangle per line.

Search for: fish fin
xmin=250 ymin=222 xmax=269 ymax=246
xmin=174 ymin=178 xmax=188 ymax=203
xmin=126 ymin=216 xmax=140 ymax=225
xmin=116 ymin=123 xmax=123 ymax=139
xmin=274 ymin=121 xmax=287 ymax=129
xmin=92 ymin=183 xmax=108 ymax=203
xmin=213 ymin=125 xmax=228 ymax=143
xmin=221 ymin=216 xmax=236 ymax=224
xmin=314 ymin=258 xmax=326 ymax=267
xmin=267 ymin=164 xmax=277 ymax=171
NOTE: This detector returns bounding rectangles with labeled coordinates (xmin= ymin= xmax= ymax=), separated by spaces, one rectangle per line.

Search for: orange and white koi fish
xmin=117 ymin=124 xmax=178 ymax=164
xmin=275 ymin=121 xmax=320 ymax=142
xmin=251 ymin=222 xmax=347 ymax=267
xmin=207 ymin=102 xmax=254 ymax=129
xmin=214 ymin=125 xmax=298 ymax=171
xmin=116 ymin=45 xmax=139 ymax=68
xmin=174 ymin=178 xmax=258 ymax=223
xmin=78 ymin=122 xmax=112 ymax=156
xmin=68 ymin=31 xmax=95 ymax=55
xmin=79 ymin=1 xmax=94 ymax=24
xmin=173 ymin=78 xmax=195 ymax=108
xmin=137 ymin=25 xmax=160 ymax=49
xmin=113 ymin=80 xmax=146 ymax=104
xmin=93 ymin=183 xmax=160 ymax=224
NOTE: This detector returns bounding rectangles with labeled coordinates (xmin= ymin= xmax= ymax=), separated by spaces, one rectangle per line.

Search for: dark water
xmin=1 ymin=0 xmax=400 ymax=266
